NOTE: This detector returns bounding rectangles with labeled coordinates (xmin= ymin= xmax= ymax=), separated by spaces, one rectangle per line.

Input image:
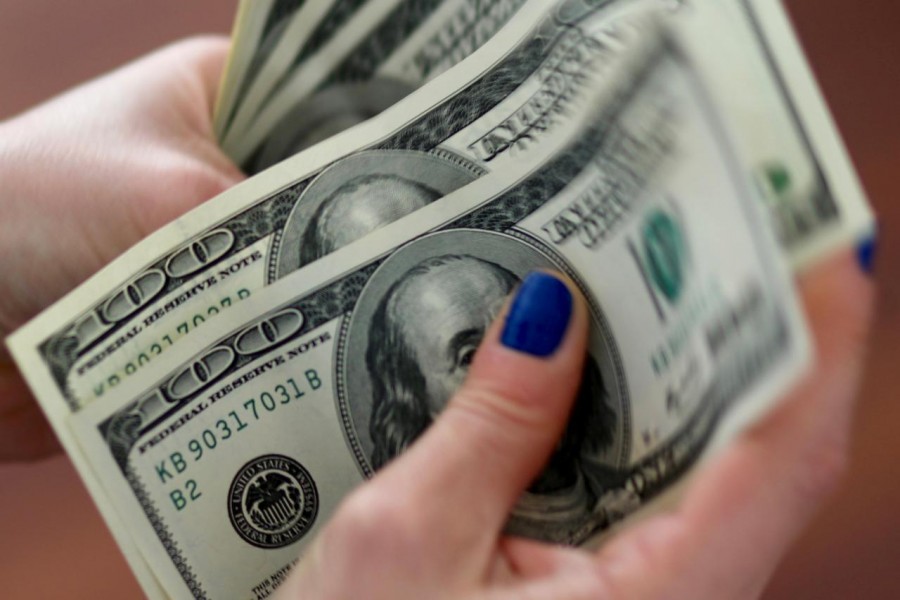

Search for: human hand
xmin=279 ymin=253 xmax=873 ymax=600
xmin=0 ymin=37 xmax=244 ymax=461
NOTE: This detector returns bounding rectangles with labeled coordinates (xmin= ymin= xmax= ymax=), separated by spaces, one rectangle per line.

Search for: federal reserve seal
xmin=228 ymin=454 xmax=319 ymax=549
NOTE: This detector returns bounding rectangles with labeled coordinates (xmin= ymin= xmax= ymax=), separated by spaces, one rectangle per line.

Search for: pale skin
xmin=0 ymin=37 xmax=874 ymax=599
xmin=0 ymin=37 xmax=244 ymax=460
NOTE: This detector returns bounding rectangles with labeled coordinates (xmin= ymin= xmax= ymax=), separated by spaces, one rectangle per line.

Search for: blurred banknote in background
xmin=218 ymin=0 xmax=532 ymax=172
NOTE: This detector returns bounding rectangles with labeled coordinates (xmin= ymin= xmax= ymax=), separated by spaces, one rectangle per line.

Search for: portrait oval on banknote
xmin=271 ymin=149 xmax=485 ymax=281
xmin=250 ymin=80 xmax=419 ymax=173
xmin=337 ymin=229 xmax=631 ymax=543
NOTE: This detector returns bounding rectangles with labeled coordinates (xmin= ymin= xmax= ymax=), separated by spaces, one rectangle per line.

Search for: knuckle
xmin=179 ymin=160 xmax=235 ymax=201
xmin=326 ymin=487 xmax=415 ymax=552
xmin=146 ymin=155 xmax=234 ymax=213
xmin=164 ymin=35 xmax=231 ymax=63
xmin=313 ymin=491 xmax=386 ymax=576
xmin=448 ymin=386 xmax=543 ymax=459
xmin=455 ymin=383 xmax=543 ymax=436
xmin=330 ymin=490 xmax=389 ymax=544
xmin=560 ymin=553 xmax=617 ymax=600
xmin=594 ymin=517 xmax=686 ymax=598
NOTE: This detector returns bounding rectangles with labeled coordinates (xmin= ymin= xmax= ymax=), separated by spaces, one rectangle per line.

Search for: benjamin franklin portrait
xmin=249 ymin=80 xmax=418 ymax=174
xmin=272 ymin=150 xmax=485 ymax=281
xmin=361 ymin=251 xmax=631 ymax=543
xmin=298 ymin=173 xmax=442 ymax=267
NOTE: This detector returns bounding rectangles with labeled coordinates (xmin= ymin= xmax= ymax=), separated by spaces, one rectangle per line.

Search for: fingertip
xmin=499 ymin=271 xmax=575 ymax=357
xmin=479 ymin=269 xmax=589 ymax=363
xmin=799 ymin=249 xmax=875 ymax=366
xmin=856 ymin=229 xmax=878 ymax=276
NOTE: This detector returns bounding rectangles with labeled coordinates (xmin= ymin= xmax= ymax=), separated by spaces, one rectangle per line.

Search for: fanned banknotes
xmin=5 ymin=1 xmax=874 ymax=599
xmin=215 ymin=1 xmax=309 ymax=140
xmin=8 ymin=0 xmax=868 ymax=428
xmin=219 ymin=0 xmax=530 ymax=172
xmin=69 ymin=25 xmax=810 ymax=598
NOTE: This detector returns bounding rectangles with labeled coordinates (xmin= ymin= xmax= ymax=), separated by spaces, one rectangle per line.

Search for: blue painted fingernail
xmin=857 ymin=230 xmax=877 ymax=275
xmin=501 ymin=272 xmax=573 ymax=357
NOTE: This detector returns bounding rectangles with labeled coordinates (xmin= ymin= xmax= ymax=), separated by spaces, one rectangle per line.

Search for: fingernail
xmin=857 ymin=230 xmax=877 ymax=275
xmin=501 ymin=272 xmax=573 ymax=357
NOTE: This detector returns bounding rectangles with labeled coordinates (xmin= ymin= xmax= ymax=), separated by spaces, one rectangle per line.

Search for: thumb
xmin=377 ymin=271 xmax=590 ymax=544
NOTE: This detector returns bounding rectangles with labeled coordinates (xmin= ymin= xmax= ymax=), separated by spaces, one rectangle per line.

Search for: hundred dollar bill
xmin=7 ymin=8 xmax=648 ymax=589
xmin=11 ymin=0 xmax=658 ymax=418
xmin=69 ymin=28 xmax=809 ymax=600
xmin=8 ymin=9 xmax=638 ymax=587
xmin=224 ymin=0 xmax=874 ymax=258
xmin=218 ymin=0 xmax=370 ymax=147
xmin=214 ymin=0 xmax=308 ymax=141
xmin=11 ymin=0 xmax=860 ymax=428
xmin=215 ymin=0 xmax=380 ymax=143
xmin=222 ymin=0 xmax=531 ymax=171
xmin=735 ymin=0 xmax=873 ymax=266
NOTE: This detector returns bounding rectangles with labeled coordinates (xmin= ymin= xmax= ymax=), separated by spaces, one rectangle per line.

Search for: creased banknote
xmin=8 ymin=0 xmax=862 ymax=430
xmin=11 ymin=4 xmax=642 ymax=592
xmin=12 ymin=0 xmax=659 ymax=417
xmin=3 ymin=0 xmax=871 ymax=597
xmin=221 ymin=0 xmax=531 ymax=172
xmin=214 ymin=0 xmax=309 ymax=140
xmin=68 ymin=26 xmax=809 ymax=599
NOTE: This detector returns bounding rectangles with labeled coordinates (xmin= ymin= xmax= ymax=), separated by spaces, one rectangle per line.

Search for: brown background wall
xmin=1 ymin=0 xmax=898 ymax=597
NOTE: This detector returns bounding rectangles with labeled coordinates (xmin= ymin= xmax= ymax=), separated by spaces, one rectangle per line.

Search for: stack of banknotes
xmin=6 ymin=1 xmax=874 ymax=598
